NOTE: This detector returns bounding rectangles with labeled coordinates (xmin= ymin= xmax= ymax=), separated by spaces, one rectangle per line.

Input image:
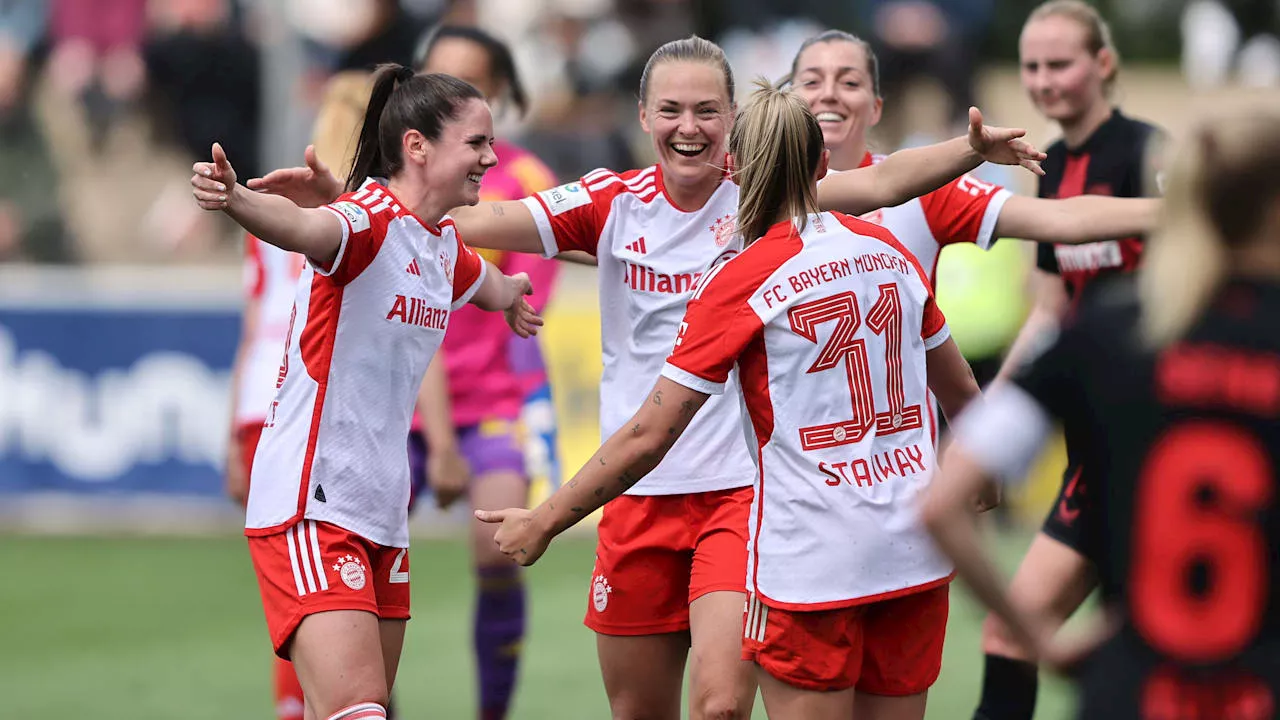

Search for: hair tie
xmin=396 ymin=65 xmax=415 ymax=83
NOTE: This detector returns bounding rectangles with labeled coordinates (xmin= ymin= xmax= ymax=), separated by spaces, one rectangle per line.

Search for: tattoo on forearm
xmin=631 ymin=423 xmax=641 ymax=436
xmin=652 ymin=390 xmax=663 ymax=406
xmin=492 ymin=204 xmax=505 ymax=216
xmin=594 ymin=487 xmax=604 ymax=498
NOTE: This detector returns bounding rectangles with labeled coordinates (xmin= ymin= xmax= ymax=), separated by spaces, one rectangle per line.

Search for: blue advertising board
xmin=0 ymin=269 xmax=241 ymax=498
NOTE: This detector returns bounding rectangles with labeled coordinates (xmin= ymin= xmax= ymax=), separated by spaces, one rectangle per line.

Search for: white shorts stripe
xmin=285 ymin=527 xmax=308 ymax=596
xmin=308 ymin=521 xmax=329 ymax=591
xmin=756 ymin=604 xmax=769 ymax=642
xmin=745 ymin=595 xmax=757 ymax=640
xmin=295 ymin=524 xmax=319 ymax=594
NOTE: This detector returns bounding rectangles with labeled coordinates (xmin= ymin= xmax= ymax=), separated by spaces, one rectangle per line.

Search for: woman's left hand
xmin=966 ymin=106 xmax=1047 ymax=176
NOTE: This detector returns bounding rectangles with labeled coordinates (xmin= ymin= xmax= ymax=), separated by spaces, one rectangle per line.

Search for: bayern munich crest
xmin=439 ymin=252 xmax=453 ymax=283
xmin=592 ymin=574 xmax=613 ymax=612
xmin=333 ymin=554 xmax=368 ymax=590
xmin=710 ymin=214 xmax=736 ymax=248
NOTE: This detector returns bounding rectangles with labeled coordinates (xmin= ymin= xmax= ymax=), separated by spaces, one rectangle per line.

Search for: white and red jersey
xmin=521 ymin=165 xmax=755 ymax=495
xmin=246 ymin=178 xmax=487 ymax=548
xmin=828 ymin=152 xmax=1012 ymax=285
xmin=236 ymin=236 xmax=306 ymax=425
xmin=663 ymin=212 xmax=953 ymax=609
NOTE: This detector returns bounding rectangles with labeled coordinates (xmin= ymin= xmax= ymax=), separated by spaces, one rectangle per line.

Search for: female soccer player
xmin=788 ymin=28 xmax=1161 ymax=293
xmin=479 ymin=79 xmax=984 ymax=720
xmin=923 ymin=96 xmax=1280 ymax=720
xmin=190 ymin=66 xmax=539 ymax=720
xmin=415 ymin=25 xmax=562 ymax=720
xmin=248 ymin=35 xmax=1043 ymax=720
xmin=966 ymin=4 xmax=1168 ymax=718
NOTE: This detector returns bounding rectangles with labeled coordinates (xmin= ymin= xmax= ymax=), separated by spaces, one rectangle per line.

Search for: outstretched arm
xmin=818 ymin=107 xmax=1046 ymax=215
xmin=192 ymin=144 xmax=343 ymax=267
xmin=995 ymin=195 xmax=1160 ymax=244
xmin=242 ymin=145 xmax=548 ymax=255
xmin=476 ymin=378 xmax=708 ymax=564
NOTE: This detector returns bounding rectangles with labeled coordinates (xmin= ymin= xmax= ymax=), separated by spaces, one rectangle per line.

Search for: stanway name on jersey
xmin=386 ymin=294 xmax=448 ymax=330
xmin=539 ymin=182 xmax=591 ymax=216
xmin=817 ymin=442 xmax=928 ymax=488
xmin=1054 ymin=240 xmax=1123 ymax=272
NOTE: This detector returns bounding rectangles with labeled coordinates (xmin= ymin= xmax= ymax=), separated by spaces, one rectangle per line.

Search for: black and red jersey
xmin=1035 ymin=110 xmax=1165 ymax=306
xmin=1013 ymin=278 xmax=1280 ymax=719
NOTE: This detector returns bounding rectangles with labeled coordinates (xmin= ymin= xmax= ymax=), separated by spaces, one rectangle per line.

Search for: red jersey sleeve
xmin=518 ymin=171 xmax=615 ymax=258
xmin=449 ymin=227 xmax=488 ymax=309
xmin=662 ymin=261 xmax=763 ymax=395
xmin=243 ymin=233 xmax=265 ymax=299
xmin=318 ymin=181 xmax=397 ymax=285
xmin=917 ymin=173 xmax=1012 ymax=250
xmin=922 ymin=291 xmax=949 ymax=350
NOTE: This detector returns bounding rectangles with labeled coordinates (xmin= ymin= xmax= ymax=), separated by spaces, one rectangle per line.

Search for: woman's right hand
xmin=246 ymin=145 xmax=344 ymax=208
xmin=191 ymin=143 xmax=239 ymax=210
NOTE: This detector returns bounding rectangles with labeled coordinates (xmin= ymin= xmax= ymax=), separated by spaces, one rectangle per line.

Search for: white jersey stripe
xmin=308 ymin=521 xmax=329 ymax=591
xmin=585 ymin=175 xmax=623 ymax=193
xmin=285 ymin=527 xmax=308 ymax=596
xmin=583 ymin=168 xmax=613 ymax=185
xmin=623 ymin=169 xmax=657 ymax=189
xmin=296 ymin=523 xmax=319 ymax=594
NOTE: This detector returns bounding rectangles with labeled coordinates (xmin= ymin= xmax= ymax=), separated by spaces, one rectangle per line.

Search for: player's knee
xmin=980 ymin=613 xmax=1033 ymax=660
xmin=694 ymin=694 xmax=748 ymax=720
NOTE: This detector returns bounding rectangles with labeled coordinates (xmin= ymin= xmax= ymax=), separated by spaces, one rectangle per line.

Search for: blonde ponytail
xmin=1141 ymin=97 xmax=1280 ymax=347
xmin=1139 ymin=133 xmax=1225 ymax=346
xmin=729 ymin=79 xmax=825 ymax=246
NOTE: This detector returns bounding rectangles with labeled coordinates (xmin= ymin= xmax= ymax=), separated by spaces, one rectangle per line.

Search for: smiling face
xmin=791 ymin=40 xmax=882 ymax=158
xmin=1019 ymin=14 xmax=1112 ymax=124
xmin=638 ymin=60 xmax=732 ymax=191
xmin=412 ymin=97 xmax=498 ymax=209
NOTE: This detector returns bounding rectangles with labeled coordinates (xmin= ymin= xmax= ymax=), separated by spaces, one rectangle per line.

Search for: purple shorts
xmin=407 ymin=420 xmax=527 ymax=510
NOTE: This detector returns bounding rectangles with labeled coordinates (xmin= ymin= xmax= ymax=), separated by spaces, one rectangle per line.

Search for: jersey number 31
xmin=788 ymin=283 xmax=922 ymax=451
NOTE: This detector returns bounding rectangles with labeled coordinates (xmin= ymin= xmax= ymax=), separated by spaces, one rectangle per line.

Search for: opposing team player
xmin=190 ymin=66 xmax=539 ymax=720
xmin=923 ymin=95 xmax=1280 ymax=720
xmin=789 ymin=28 xmax=1160 ymax=292
xmin=248 ymin=35 xmax=1043 ymax=719
xmin=479 ymin=79 xmax=984 ymax=720
xmin=415 ymin=25 xmax=562 ymax=720
xmin=970 ymin=4 xmax=1169 ymax=718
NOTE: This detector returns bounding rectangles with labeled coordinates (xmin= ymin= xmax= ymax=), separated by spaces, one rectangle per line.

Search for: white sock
xmin=325 ymin=702 xmax=386 ymax=720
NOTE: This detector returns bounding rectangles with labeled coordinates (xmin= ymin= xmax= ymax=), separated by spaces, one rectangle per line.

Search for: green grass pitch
xmin=0 ymin=532 xmax=1077 ymax=718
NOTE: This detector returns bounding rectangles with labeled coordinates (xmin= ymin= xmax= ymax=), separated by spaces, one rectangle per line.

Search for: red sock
xmin=274 ymin=656 xmax=306 ymax=720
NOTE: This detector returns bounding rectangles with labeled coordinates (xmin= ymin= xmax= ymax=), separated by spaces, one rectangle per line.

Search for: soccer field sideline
xmin=0 ymin=531 xmax=1079 ymax=719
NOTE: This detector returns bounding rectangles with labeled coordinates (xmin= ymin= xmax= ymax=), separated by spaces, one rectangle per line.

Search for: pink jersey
xmin=826 ymin=153 xmax=1012 ymax=285
xmin=664 ymin=212 xmax=952 ymax=609
xmin=246 ymin=179 xmax=487 ymax=547
xmin=236 ymin=236 xmax=306 ymax=425
xmin=440 ymin=141 xmax=559 ymax=426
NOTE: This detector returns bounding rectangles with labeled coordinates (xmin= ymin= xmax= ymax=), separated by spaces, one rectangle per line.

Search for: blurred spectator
xmin=47 ymin=0 xmax=148 ymax=144
xmin=863 ymin=0 xmax=993 ymax=144
xmin=0 ymin=0 xmax=75 ymax=262
xmin=1182 ymin=0 xmax=1280 ymax=88
xmin=144 ymin=0 xmax=261 ymax=179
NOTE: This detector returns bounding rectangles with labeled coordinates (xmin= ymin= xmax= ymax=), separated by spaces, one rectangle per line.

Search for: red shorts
xmin=585 ymin=486 xmax=752 ymax=635
xmin=743 ymin=583 xmax=950 ymax=694
xmin=248 ymin=520 xmax=412 ymax=657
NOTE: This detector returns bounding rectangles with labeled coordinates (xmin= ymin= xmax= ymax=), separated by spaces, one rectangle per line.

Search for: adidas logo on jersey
xmin=624 ymin=237 xmax=648 ymax=254
xmin=405 ymin=258 xmax=421 ymax=275
xmin=387 ymin=294 xmax=448 ymax=330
